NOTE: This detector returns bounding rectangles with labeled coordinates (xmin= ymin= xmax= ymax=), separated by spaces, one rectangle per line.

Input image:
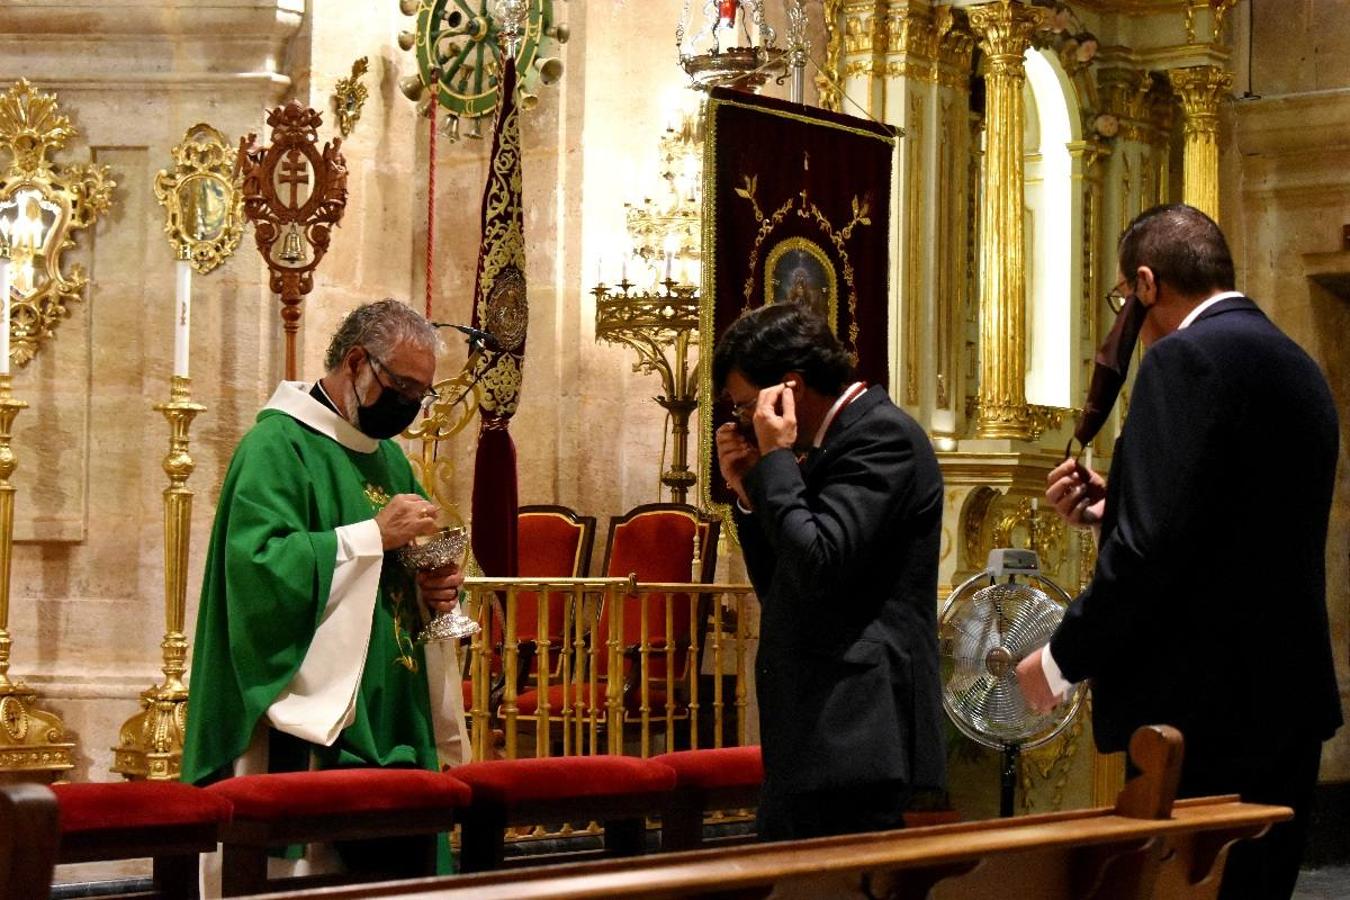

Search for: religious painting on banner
xmin=468 ymin=56 xmax=527 ymax=578
xmin=697 ymin=87 xmax=898 ymax=530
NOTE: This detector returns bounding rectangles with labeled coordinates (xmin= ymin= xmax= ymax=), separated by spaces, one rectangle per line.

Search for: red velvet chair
xmin=452 ymin=755 xmax=677 ymax=873
xmin=598 ymin=504 xmax=719 ymax=716
xmin=653 ymin=746 xmax=763 ymax=851
xmin=51 ymin=780 xmax=234 ymax=900
xmin=206 ymin=767 xmax=471 ymax=897
xmin=514 ymin=505 xmax=596 ymax=685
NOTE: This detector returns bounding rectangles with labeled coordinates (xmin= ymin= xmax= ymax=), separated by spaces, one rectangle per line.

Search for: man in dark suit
xmin=1018 ymin=204 xmax=1341 ymax=900
xmin=713 ymin=302 xmax=947 ymax=842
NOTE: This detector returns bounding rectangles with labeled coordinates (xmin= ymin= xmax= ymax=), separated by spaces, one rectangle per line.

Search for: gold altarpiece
xmin=820 ymin=0 xmax=1235 ymax=817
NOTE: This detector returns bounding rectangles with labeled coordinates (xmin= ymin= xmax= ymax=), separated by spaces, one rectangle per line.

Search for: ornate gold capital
xmin=1168 ymin=65 xmax=1231 ymax=219
xmin=968 ymin=0 xmax=1045 ymax=77
xmin=1168 ymin=65 xmax=1232 ymax=138
xmin=935 ymin=7 xmax=975 ymax=91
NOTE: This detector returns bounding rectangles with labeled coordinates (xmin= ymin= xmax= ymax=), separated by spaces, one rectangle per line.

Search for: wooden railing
xmin=459 ymin=577 xmax=757 ymax=762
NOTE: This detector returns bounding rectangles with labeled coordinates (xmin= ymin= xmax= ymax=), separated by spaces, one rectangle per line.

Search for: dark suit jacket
xmin=1050 ymin=296 xmax=1342 ymax=760
xmin=736 ymin=386 xmax=947 ymax=801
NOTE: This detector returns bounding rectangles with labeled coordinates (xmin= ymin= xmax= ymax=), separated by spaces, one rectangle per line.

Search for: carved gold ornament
xmin=153 ymin=123 xmax=245 ymax=274
xmin=333 ymin=57 xmax=370 ymax=138
xmin=0 ymin=80 xmax=114 ymax=368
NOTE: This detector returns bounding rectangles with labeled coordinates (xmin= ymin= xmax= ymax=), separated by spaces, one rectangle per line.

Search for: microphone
xmin=433 ymin=322 xmax=501 ymax=352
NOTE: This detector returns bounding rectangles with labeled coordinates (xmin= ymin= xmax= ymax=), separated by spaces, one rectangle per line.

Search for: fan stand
xmin=999 ymin=742 xmax=1019 ymax=818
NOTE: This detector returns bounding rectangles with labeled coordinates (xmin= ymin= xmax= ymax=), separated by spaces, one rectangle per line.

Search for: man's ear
xmin=343 ymin=345 xmax=367 ymax=378
xmin=1134 ymin=266 xmax=1158 ymax=308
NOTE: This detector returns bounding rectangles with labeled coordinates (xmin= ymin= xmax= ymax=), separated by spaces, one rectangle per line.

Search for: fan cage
xmin=939 ymin=568 xmax=1084 ymax=751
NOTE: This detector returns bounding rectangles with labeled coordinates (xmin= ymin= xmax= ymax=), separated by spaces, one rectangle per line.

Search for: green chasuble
xmin=182 ymin=382 xmax=442 ymax=786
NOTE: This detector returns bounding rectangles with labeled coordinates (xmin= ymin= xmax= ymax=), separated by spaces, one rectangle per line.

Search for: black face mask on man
xmin=1066 ymin=292 xmax=1149 ymax=460
xmin=351 ymin=363 xmax=422 ymax=440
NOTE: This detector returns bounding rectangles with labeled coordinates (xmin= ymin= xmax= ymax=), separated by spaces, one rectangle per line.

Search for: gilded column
xmin=933 ymin=8 xmax=974 ymax=423
xmin=968 ymin=0 xmax=1043 ymax=440
xmin=1167 ymin=65 xmax=1231 ymax=220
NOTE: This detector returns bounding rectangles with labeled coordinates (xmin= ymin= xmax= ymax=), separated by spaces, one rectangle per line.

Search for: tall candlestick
xmin=173 ymin=250 xmax=191 ymax=379
xmin=0 ymin=246 xmax=10 ymax=377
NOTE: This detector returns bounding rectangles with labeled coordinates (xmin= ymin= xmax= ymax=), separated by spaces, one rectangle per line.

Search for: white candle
xmin=173 ymin=257 xmax=192 ymax=378
xmin=0 ymin=254 xmax=10 ymax=376
xmin=1084 ymin=446 xmax=1094 ymax=472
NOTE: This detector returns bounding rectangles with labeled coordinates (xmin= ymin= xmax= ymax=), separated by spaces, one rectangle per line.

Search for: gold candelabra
xmin=112 ymin=376 xmax=205 ymax=780
xmin=594 ymin=278 xmax=700 ymax=503
xmin=0 ymin=360 xmax=75 ymax=782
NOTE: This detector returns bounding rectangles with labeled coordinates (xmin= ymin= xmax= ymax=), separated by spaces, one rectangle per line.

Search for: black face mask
xmin=353 ymin=371 xmax=422 ymax=440
xmin=1067 ymin=292 xmax=1149 ymax=459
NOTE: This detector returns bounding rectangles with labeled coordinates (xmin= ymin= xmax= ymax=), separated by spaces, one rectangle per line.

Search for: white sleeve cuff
xmin=736 ymin=498 xmax=753 ymax=514
xmin=1041 ymin=646 xmax=1073 ymax=699
xmin=336 ymin=518 xmax=383 ymax=560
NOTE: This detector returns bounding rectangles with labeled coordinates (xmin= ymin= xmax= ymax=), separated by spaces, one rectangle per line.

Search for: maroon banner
xmin=699 ymin=88 xmax=897 ymax=513
xmin=469 ymin=57 xmax=527 ymax=577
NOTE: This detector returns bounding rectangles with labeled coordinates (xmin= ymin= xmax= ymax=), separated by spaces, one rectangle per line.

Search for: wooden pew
xmin=0 ymin=782 xmax=58 ymax=900
xmin=261 ymin=726 xmax=1290 ymax=900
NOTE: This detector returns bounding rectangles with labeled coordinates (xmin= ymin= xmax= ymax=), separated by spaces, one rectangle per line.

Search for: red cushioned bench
xmin=205 ymin=768 xmax=471 ymax=897
xmin=452 ymin=756 xmax=677 ymax=873
xmin=653 ymin=746 xmax=763 ymax=851
xmin=52 ymin=780 xmax=234 ymax=900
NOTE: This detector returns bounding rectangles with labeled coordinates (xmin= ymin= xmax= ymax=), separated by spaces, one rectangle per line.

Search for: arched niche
xmin=1022 ymin=46 xmax=1084 ymax=410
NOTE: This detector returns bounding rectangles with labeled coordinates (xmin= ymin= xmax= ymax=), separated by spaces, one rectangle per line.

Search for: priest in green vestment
xmin=182 ymin=299 xmax=469 ymax=793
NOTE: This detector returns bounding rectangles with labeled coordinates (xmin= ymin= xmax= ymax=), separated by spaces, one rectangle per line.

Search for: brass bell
xmin=518 ymin=90 xmax=539 ymax=111
xmin=466 ymin=117 xmax=483 ymax=140
xmin=440 ymin=114 xmax=461 ymax=141
xmin=398 ymin=31 xmax=416 ymax=51
xmin=534 ymin=57 xmax=563 ymax=85
xmin=547 ymin=23 xmax=570 ymax=43
xmin=399 ymin=74 xmax=425 ymax=102
xmin=279 ymin=227 xmax=306 ymax=263
xmin=399 ymin=0 xmax=418 ymax=15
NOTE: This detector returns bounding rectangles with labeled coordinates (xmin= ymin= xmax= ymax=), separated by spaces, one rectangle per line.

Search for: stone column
xmin=968 ymin=0 xmax=1043 ymax=440
xmin=1167 ymin=65 xmax=1232 ymax=220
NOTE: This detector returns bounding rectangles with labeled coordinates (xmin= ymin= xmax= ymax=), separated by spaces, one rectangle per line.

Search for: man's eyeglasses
xmin=1104 ymin=278 xmax=1133 ymax=315
xmin=729 ymin=397 xmax=756 ymax=425
xmin=369 ymin=355 xmax=439 ymax=410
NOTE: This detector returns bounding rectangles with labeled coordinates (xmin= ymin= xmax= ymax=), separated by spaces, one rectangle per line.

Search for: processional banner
xmin=698 ymin=88 xmax=898 ymax=519
xmin=469 ymin=57 xmax=528 ymax=577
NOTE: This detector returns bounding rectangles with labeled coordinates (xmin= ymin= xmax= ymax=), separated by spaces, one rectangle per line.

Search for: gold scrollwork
xmin=153 ymin=123 xmax=245 ymax=274
xmin=734 ymin=174 xmax=870 ymax=352
xmin=333 ymin=57 xmax=370 ymax=138
xmin=0 ymin=79 xmax=115 ymax=368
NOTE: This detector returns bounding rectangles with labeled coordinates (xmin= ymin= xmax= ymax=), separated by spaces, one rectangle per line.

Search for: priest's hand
xmin=753 ymin=381 xmax=798 ymax=456
xmin=716 ymin=422 xmax=759 ymax=509
xmin=376 ymin=493 xmax=441 ymax=550
xmin=1045 ymin=458 xmax=1106 ymax=529
xmin=1016 ymin=647 xmax=1061 ymax=714
xmin=417 ymin=563 xmax=464 ymax=613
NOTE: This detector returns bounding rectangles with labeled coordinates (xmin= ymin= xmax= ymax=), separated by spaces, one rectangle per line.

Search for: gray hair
xmin=324 ymin=298 xmax=441 ymax=372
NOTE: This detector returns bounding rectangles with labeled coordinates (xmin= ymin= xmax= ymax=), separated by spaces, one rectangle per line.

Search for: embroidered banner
xmin=469 ymin=57 xmax=526 ymax=577
xmin=698 ymin=88 xmax=897 ymax=517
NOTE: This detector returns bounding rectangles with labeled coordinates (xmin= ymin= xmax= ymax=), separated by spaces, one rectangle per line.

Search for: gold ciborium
xmin=399 ymin=520 xmax=479 ymax=642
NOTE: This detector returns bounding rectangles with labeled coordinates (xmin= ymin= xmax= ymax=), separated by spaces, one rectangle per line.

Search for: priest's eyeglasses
xmin=369 ymin=356 xmax=439 ymax=410
xmin=1105 ymin=279 xmax=1133 ymax=315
